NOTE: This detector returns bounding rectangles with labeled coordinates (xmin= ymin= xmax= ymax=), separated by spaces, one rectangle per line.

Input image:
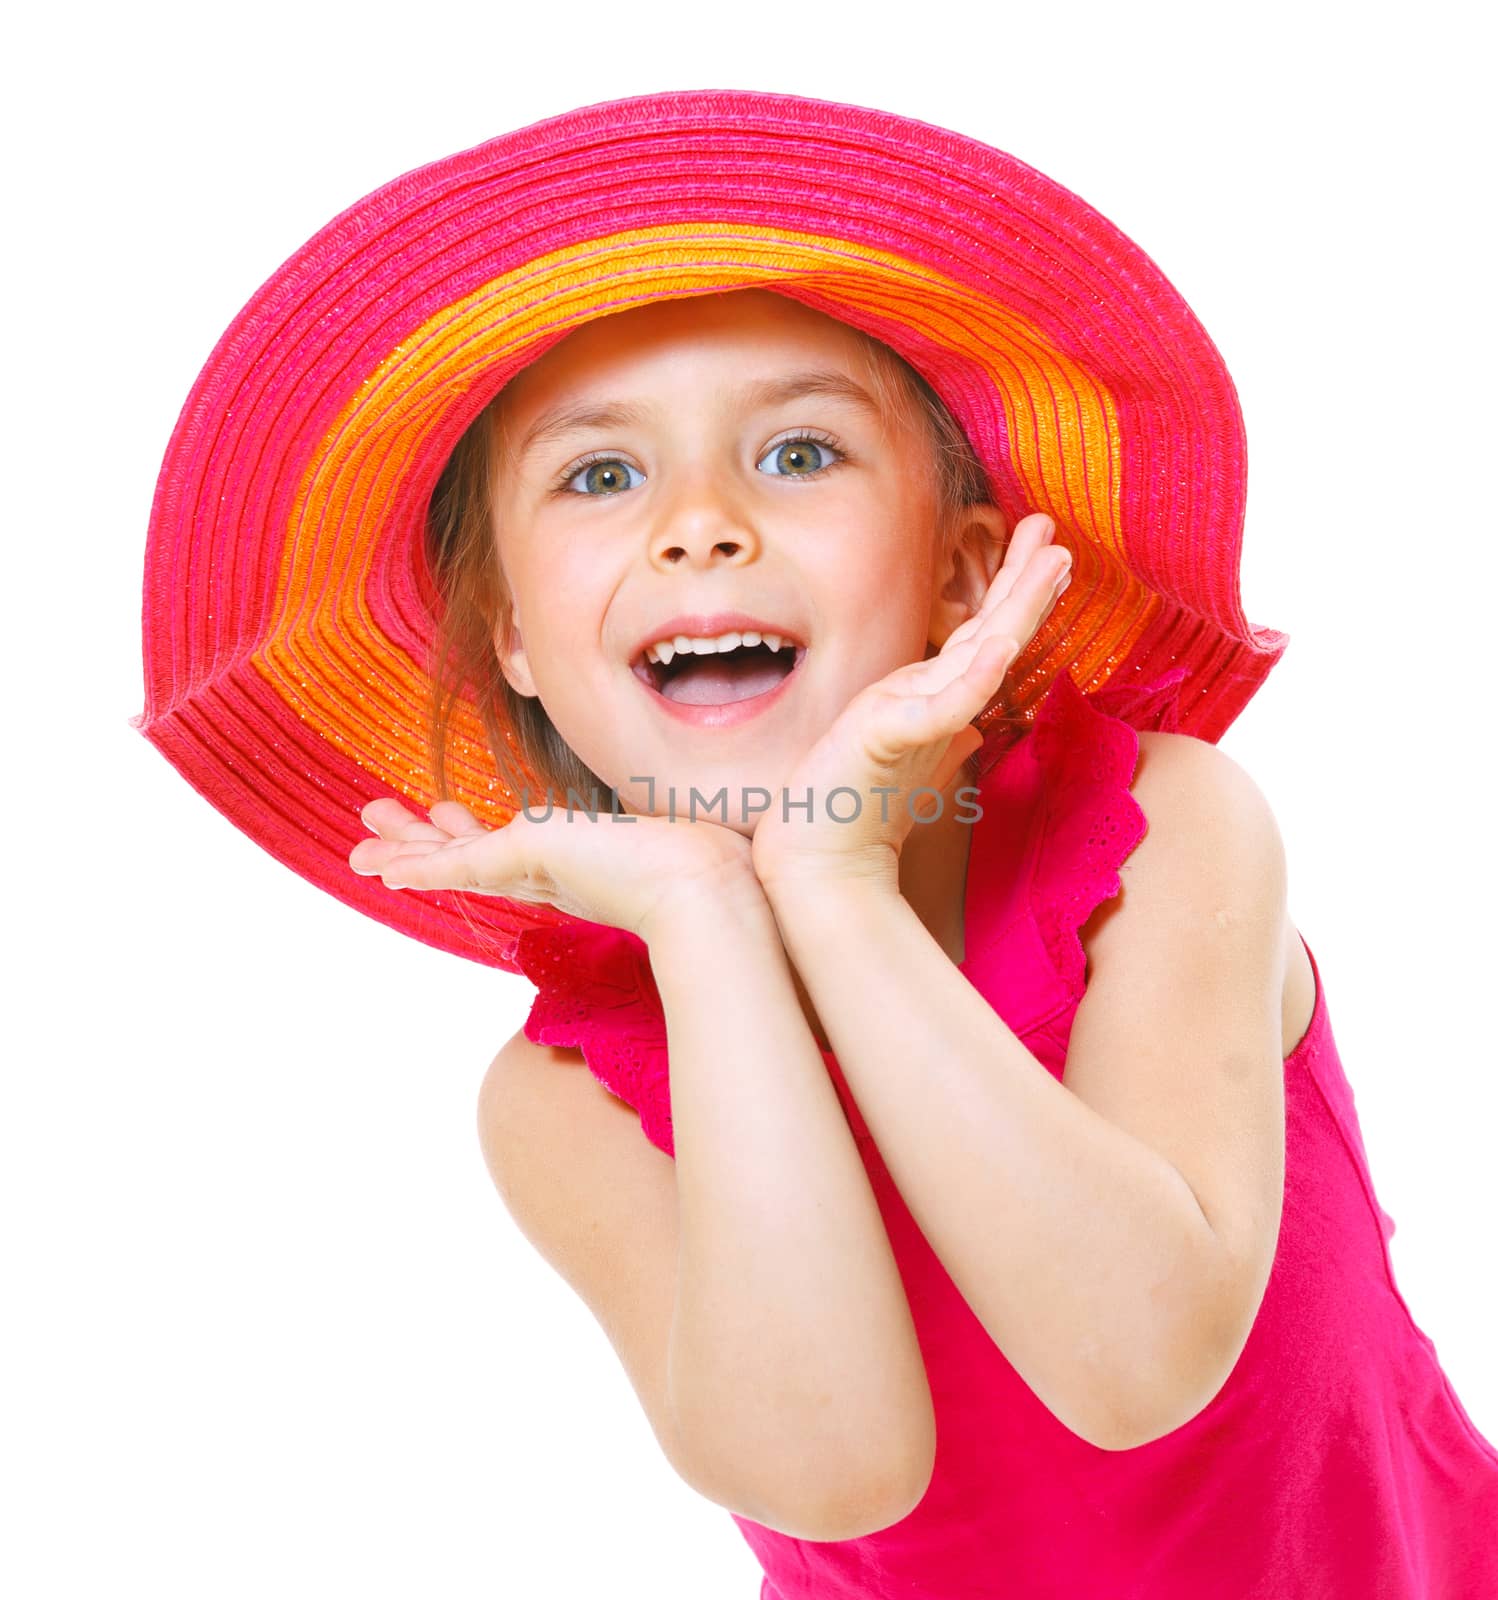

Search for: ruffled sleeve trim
xmin=1026 ymin=665 xmax=1188 ymax=998
xmin=510 ymin=920 xmax=677 ymax=1158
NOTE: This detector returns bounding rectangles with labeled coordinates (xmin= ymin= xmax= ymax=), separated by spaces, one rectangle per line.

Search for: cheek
xmin=826 ymin=586 xmax=932 ymax=695
xmin=507 ymin=531 xmax=609 ymax=643
xmin=844 ymin=521 xmax=935 ymax=627
xmin=528 ymin=604 xmax=607 ymax=698
xmin=501 ymin=582 xmax=601 ymax=707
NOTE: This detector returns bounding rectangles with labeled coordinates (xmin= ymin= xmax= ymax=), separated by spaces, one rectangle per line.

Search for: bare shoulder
xmin=1076 ymin=726 xmax=1292 ymax=1006
xmin=1087 ymin=730 xmax=1314 ymax=1057
xmin=1130 ymin=728 xmax=1269 ymax=836
xmin=476 ymin=1026 xmax=693 ymax=1482
xmin=477 ymin=1028 xmax=649 ymax=1176
xmin=1080 ymin=730 xmax=1286 ymax=968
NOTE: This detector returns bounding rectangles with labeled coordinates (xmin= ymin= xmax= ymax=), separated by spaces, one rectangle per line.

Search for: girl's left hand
xmin=750 ymin=512 xmax=1072 ymax=895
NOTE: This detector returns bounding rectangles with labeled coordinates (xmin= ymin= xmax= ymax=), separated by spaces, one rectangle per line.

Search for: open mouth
xmin=631 ymin=638 xmax=808 ymax=708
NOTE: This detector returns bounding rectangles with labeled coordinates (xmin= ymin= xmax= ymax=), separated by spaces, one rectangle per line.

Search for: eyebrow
xmin=510 ymin=368 xmax=885 ymax=464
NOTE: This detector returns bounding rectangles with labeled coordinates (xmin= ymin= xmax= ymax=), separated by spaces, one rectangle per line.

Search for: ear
xmin=493 ymin=607 xmax=541 ymax=698
xmin=927 ymin=504 xmax=1010 ymax=651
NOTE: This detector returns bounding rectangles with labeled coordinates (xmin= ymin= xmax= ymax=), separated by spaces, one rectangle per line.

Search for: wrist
xmin=636 ymin=859 xmax=775 ymax=954
xmin=751 ymin=811 xmax=901 ymax=897
xmin=757 ymin=855 xmax=901 ymax=915
xmin=758 ymin=865 xmax=905 ymax=948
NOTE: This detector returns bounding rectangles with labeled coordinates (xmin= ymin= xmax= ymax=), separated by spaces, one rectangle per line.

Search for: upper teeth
xmin=644 ymin=630 xmax=794 ymax=666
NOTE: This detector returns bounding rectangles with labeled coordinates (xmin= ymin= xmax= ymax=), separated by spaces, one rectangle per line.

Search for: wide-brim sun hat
xmin=132 ymin=87 xmax=1286 ymax=972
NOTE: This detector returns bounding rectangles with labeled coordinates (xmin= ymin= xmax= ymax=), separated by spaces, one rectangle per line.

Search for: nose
xmin=647 ymin=467 xmax=761 ymax=569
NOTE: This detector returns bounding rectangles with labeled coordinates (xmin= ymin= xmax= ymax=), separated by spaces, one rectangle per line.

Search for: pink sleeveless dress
xmin=509 ymin=667 xmax=1498 ymax=1599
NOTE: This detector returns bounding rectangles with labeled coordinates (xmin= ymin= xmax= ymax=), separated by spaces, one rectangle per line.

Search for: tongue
xmin=661 ymin=650 xmax=793 ymax=706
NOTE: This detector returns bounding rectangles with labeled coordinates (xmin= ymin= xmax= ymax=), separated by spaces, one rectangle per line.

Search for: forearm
xmin=762 ymin=873 xmax=1231 ymax=1452
xmin=643 ymin=876 xmax=934 ymax=1525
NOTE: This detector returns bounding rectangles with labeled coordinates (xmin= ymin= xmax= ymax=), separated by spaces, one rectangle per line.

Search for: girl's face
xmin=489 ymin=288 xmax=999 ymax=825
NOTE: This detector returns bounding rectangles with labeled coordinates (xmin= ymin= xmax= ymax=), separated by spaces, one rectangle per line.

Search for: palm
xmin=350 ymin=796 xmax=755 ymax=938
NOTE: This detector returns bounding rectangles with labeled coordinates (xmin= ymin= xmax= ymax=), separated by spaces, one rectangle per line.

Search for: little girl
xmin=134 ymin=90 xmax=1498 ymax=1596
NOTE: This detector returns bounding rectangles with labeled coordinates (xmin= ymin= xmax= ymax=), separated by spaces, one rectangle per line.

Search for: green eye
xmin=558 ymin=456 xmax=645 ymax=496
xmin=756 ymin=433 xmax=845 ymax=478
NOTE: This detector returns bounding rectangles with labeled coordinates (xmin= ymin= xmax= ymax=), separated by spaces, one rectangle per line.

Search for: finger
xmin=971 ymin=631 xmax=1021 ymax=690
xmin=999 ymin=513 xmax=1054 ymax=579
xmin=1036 ymin=540 xmax=1072 ymax=594
xmin=428 ymin=800 xmax=490 ymax=837
xmin=377 ymin=838 xmax=473 ymax=892
xmin=943 ymin=608 xmax=988 ymax=651
xmin=1005 ymin=526 xmax=1068 ymax=604
xmin=967 ymin=514 xmax=1052 ymax=620
xmin=927 ymin=603 xmax=1019 ymax=685
xmin=360 ymin=796 xmax=452 ymax=844
xmin=967 ymin=547 xmax=1071 ymax=664
xmin=380 ymin=824 xmax=531 ymax=897
xmin=1015 ymin=509 xmax=1057 ymax=553
xmin=861 ymin=550 xmax=1056 ymax=750
xmin=900 ymin=634 xmax=986 ymax=700
xmin=873 ymin=635 xmax=1017 ymax=760
xmin=349 ymin=836 xmax=439 ymax=876
xmin=1033 ymin=572 xmax=1071 ymax=633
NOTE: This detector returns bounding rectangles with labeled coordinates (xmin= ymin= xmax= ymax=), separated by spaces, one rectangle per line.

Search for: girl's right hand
xmin=348 ymin=796 xmax=761 ymax=946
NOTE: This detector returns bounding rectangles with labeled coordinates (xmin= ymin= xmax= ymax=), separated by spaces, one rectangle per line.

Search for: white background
xmin=6 ymin=2 xmax=1495 ymax=1594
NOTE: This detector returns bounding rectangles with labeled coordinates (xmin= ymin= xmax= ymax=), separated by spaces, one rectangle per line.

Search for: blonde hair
xmin=423 ymin=313 xmax=999 ymax=811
